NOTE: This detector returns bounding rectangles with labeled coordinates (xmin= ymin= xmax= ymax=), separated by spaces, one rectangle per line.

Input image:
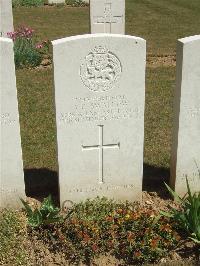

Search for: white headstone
xmin=171 ymin=35 xmax=200 ymax=197
xmin=48 ymin=0 xmax=65 ymax=4
xmin=0 ymin=37 xmax=25 ymax=208
xmin=52 ymin=34 xmax=146 ymax=207
xmin=90 ymin=0 xmax=125 ymax=34
xmin=0 ymin=0 xmax=14 ymax=37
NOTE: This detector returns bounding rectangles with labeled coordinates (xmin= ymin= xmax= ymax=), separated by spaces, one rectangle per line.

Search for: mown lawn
xmin=13 ymin=0 xmax=200 ymax=194
xmin=14 ymin=0 xmax=200 ymax=54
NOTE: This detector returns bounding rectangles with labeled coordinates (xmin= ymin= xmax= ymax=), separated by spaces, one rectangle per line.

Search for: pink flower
xmin=36 ymin=43 xmax=43 ymax=49
xmin=7 ymin=31 xmax=17 ymax=40
xmin=7 ymin=26 xmax=35 ymax=41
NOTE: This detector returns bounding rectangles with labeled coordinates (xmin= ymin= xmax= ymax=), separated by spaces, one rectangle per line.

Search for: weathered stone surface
xmin=52 ymin=34 xmax=146 ymax=207
xmin=48 ymin=0 xmax=65 ymax=4
xmin=171 ymin=35 xmax=200 ymax=196
xmin=0 ymin=0 xmax=13 ymax=37
xmin=90 ymin=0 xmax=125 ymax=34
xmin=0 ymin=37 xmax=25 ymax=208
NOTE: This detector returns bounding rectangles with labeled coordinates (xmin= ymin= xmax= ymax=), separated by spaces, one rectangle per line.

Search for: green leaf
xmin=20 ymin=198 xmax=33 ymax=217
xmin=159 ymin=210 xmax=173 ymax=218
xmin=21 ymin=194 xmax=62 ymax=228
xmin=164 ymin=183 xmax=183 ymax=203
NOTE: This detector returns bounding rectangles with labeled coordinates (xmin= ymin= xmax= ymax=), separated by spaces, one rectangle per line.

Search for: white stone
xmin=0 ymin=0 xmax=14 ymax=37
xmin=90 ymin=0 xmax=125 ymax=34
xmin=48 ymin=0 xmax=65 ymax=4
xmin=52 ymin=34 xmax=146 ymax=207
xmin=0 ymin=37 xmax=25 ymax=208
xmin=171 ymin=35 xmax=200 ymax=197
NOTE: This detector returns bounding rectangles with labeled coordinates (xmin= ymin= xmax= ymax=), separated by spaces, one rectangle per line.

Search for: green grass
xmin=13 ymin=6 xmax=89 ymax=41
xmin=126 ymin=0 xmax=200 ymax=54
xmin=145 ymin=66 xmax=175 ymax=168
xmin=12 ymin=1 xmax=199 ymax=184
xmin=13 ymin=1 xmax=200 ymax=54
xmin=17 ymin=68 xmax=57 ymax=169
xmin=0 ymin=209 xmax=29 ymax=265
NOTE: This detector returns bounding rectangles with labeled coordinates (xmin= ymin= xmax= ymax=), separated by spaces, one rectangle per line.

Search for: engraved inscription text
xmin=59 ymin=94 xmax=141 ymax=125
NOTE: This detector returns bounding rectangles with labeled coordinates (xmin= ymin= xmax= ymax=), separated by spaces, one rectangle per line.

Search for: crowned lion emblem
xmin=80 ymin=46 xmax=122 ymax=92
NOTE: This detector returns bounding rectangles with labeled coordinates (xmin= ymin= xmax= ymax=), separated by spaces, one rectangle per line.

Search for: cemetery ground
xmin=0 ymin=0 xmax=200 ymax=265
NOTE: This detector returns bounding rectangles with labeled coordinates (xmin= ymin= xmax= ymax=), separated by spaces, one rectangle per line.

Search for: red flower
xmin=160 ymin=224 xmax=172 ymax=232
xmin=127 ymin=231 xmax=135 ymax=242
xmin=107 ymin=240 xmax=114 ymax=248
xmin=134 ymin=250 xmax=142 ymax=257
xmin=92 ymin=244 xmax=98 ymax=252
xmin=106 ymin=216 xmax=113 ymax=222
xmin=117 ymin=208 xmax=123 ymax=214
xmin=83 ymin=233 xmax=91 ymax=243
xmin=150 ymin=238 xmax=159 ymax=249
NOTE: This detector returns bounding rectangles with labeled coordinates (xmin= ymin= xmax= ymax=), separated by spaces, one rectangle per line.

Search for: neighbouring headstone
xmin=48 ymin=0 xmax=65 ymax=4
xmin=0 ymin=0 xmax=14 ymax=37
xmin=0 ymin=37 xmax=25 ymax=208
xmin=171 ymin=35 xmax=200 ymax=197
xmin=52 ymin=34 xmax=146 ymax=207
xmin=90 ymin=0 xmax=125 ymax=34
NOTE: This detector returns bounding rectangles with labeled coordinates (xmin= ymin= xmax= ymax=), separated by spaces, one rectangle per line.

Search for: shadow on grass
xmin=143 ymin=163 xmax=170 ymax=199
xmin=24 ymin=168 xmax=59 ymax=205
xmin=24 ymin=164 xmax=171 ymax=204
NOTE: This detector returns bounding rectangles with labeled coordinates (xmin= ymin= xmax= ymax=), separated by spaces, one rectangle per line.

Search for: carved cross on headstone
xmin=82 ymin=125 xmax=120 ymax=184
xmin=94 ymin=2 xmax=123 ymax=33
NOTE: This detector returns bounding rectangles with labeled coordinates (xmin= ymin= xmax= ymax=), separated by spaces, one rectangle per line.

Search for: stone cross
xmin=0 ymin=0 xmax=14 ymax=37
xmin=82 ymin=125 xmax=120 ymax=184
xmin=94 ymin=3 xmax=123 ymax=33
xmin=52 ymin=34 xmax=146 ymax=205
xmin=90 ymin=0 xmax=125 ymax=34
xmin=0 ymin=37 xmax=25 ymax=208
xmin=171 ymin=35 xmax=200 ymax=197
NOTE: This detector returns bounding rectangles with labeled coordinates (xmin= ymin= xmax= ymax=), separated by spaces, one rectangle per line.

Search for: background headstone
xmin=52 ymin=34 xmax=146 ymax=207
xmin=48 ymin=0 xmax=65 ymax=4
xmin=90 ymin=0 xmax=125 ymax=34
xmin=171 ymin=35 xmax=200 ymax=197
xmin=0 ymin=37 xmax=25 ymax=208
xmin=0 ymin=0 xmax=14 ymax=37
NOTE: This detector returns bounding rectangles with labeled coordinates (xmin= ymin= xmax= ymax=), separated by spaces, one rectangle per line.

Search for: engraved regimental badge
xmin=80 ymin=46 xmax=122 ymax=92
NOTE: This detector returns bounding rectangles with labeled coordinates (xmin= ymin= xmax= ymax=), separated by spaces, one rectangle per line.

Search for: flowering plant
xmin=7 ymin=26 xmax=34 ymax=40
xmin=7 ymin=26 xmax=50 ymax=68
xmin=48 ymin=197 xmax=180 ymax=264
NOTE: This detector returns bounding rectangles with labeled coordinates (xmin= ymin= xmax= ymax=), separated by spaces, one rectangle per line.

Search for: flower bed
xmin=0 ymin=193 xmax=199 ymax=265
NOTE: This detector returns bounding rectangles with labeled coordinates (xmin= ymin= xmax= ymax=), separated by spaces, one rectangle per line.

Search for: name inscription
xmin=180 ymin=172 xmax=200 ymax=182
xmin=1 ymin=113 xmax=16 ymax=125
xmin=0 ymin=188 xmax=18 ymax=193
xmin=59 ymin=94 xmax=141 ymax=125
xmin=67 ymin=184 xmax=134 ymax=194
xmin=186 ymin=106 xmax=200 ymax=118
